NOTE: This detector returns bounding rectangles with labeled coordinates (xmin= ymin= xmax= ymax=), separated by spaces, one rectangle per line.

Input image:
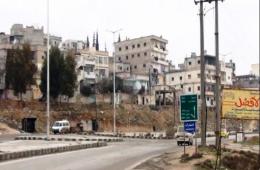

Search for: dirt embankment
xmin=0 ymin=122 xmax=19 ymax=135
xmin=0 ymin=100 xmax=178 ymax=133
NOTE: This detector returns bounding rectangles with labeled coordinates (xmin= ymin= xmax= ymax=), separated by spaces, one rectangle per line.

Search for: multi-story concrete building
xmin=250 ymin=64 xmax=259 ymax=77
xmin=78 ymin=47 xmax=110 ymax=82
xmin=114 ymin=35 xmax=172 ymax=80
xmin=166 ymin=52 xmax=234 ymax=107
xmin=233 ymin=74 xmax=259 ymax=89
xmin=0 ymin=24 xmax=62 ymax=99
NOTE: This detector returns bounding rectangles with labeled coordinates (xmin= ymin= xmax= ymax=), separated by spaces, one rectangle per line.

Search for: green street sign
xmin=180 ymin=94 xmax=198 ymax=122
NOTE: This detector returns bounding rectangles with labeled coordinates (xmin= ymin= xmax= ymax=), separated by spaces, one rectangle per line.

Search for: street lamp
xmin=107 ymin=29 xmax=122 ymax=135
xmin=46 ymin=0 xmax=50 ymax=139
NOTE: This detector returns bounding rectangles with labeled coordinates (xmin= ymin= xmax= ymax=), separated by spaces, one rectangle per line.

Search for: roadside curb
xmin=94 ymin=134 xmax=174 ymax=140
xmin=0 ymin=142 xmax=107 ymax=162
xmin=14 ymin=136 xmax=123 ymax=142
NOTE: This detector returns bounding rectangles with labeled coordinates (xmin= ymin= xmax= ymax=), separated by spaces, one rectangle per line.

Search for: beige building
xmin=0 ymin=24 xmax=62 ymax=99
xmin=114 ymin=35 xmax=172 ymax=81
xmin=250 ymin=64 xmax=259 ymax=76
xmin=78 ymin=47 xmax=110 ymax=81
xmin=166 ymin=52 xmax=234 ymax=107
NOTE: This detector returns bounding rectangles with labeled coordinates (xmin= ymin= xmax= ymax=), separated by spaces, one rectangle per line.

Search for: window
xmin=137 ymin=44 xmax=140 ymax=48
xmin=197 ymin=60 xmax=200 ymax=64
xmin=143 ymin=42 xmax=147 ymax=47
xmin=126 ymin=55 xmax=128 ymax=60
xmin=198 ymin=95 xmax=200 ymax=99
xmin=134 ymin=65 xmax=137 ymax=69
xmin=137 ymin=53 xmax=140 ymax=57
xmin=125 ymin=46 xmax=128 ymax=50
xmin=188 ymin=74 xmax=191 ymax=79
xmin=180 ymin=84 xmax=183 ymax=88
xmin=119 ymin=47 xmax=121 ymax=51
xmin=197 ymin=86 xmax=200 ymax=91
xmin=144 ymin=52 xmax=147 ymax=56
xmin=189 ymin=61 xmax=192 ymax=65
xmin=197 ymin=74 xmax=200 ymax=78
xmin=143 ymin=64 xmax=146 ymax=68
xmin=42 ymin=56 xmax=45 ymax=59
xmin=132 ymin=54 xmax=134 ymax=58
xmin=188 ymin=87 xmax=191 ymax=92
xmin=132 ymin=44 xmax=135 ymax=49
xmin=154 ymin=56 xmax=158 ymax=61
xmin=120 ymin=66 xmax=122 ymax=70
xmin=180 ymin=76 xmax=182 ymax=80
xmin=207 ymin=97 xmax=209 ymax=101
xmin=172 ymin=77 xmax=174 ymax=81
xmin=118 ymin=57 xmax=121 ymax=61
xmin=127 ymin=67 xmax=129 ymax=71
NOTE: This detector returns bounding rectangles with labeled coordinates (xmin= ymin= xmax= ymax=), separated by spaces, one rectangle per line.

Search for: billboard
xmin=222 ymin=89 xmax=260 ymax=120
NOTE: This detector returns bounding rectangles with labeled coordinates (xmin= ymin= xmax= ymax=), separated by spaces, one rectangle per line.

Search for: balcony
xmin=152 ymin=47 xmax=168 ymax=55
xmin=78 ymin=70 xmax=95 ymax=81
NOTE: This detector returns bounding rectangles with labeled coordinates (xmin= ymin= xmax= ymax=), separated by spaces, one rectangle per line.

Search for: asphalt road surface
xmin=0 ymin=138 xmax=182 ymax=170
xmin=0 ymin=134 xmax=243 ymax=170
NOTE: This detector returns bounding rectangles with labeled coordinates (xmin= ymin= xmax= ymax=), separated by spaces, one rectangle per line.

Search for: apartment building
xmin=0 ymin=24 xmax=62 ymax=99
xmin=78 ymin=47 xmax=110 ymax=82
xmin=250 ymin=64 xmax=259 ymax=77
xmin=114 ymin=35 xmax=172 ymax=84
xmin=166 ymin=52 xmax=233 ymax=107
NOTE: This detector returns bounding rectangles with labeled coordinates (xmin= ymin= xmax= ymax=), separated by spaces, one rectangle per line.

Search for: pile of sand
xmin=0 ymin=122 xmax=20 ymax=135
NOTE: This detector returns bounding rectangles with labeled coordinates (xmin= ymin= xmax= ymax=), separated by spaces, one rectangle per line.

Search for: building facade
xmin=114 ymin=35 xmax=172 ymax=80
xmin=250 ymin=64 xmax=259 ymax=77
xmin=166 ymin=52 xmax=234 ymax=107
xmin=0 ymin=24 xmax=62 ymax=99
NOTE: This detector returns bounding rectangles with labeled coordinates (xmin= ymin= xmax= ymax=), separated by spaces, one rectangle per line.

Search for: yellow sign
xmin=222 ymin=89 xmax=260 ymax=120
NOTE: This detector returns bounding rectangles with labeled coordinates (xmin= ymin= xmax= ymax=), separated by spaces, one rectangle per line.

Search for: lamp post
xmin=107 ymin=29 xmax=122 ymax=135
xmin=46 ymin=0 xmax=50 ymax=139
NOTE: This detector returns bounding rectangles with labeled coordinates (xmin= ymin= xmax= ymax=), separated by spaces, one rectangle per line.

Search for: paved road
xmin=0 ymin=134 xmax=250 ymax=170
xmin=0 ymin=138 xmax=183 ymax=170
xmin=0 ymin=134 xmax=19 ymax=143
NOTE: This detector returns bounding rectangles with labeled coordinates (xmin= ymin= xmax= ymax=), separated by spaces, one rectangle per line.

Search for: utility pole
xmin=214 ymin=0 xmax=222 ymax=150
xmin=194 ymin=0 xmax=206 ymax=146
xmin=107 ymin=29 xmax=122 ymax=135
xmin=46 ymin=0 xmax=50 ymax=139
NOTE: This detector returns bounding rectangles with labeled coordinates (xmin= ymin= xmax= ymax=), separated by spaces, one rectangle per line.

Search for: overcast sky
xmin=0 ymin=0 xmax=258 ymax=75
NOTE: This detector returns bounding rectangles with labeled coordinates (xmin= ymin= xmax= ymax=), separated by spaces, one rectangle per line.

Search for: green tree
xmin=5 ymin=44 xmax=37 ymax=100
xmin=61 ymin=51 xmax=77 ymax=101
xmin=40 ymin=46 xmax=65 ymax=100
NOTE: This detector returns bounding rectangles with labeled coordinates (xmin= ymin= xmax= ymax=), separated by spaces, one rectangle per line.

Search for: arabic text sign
xmin=184 ymin=121 xmax=196 ymax=133
xmin=222 ymin=89 xmax=260 ymax=120
xmin=180 ymin=94 xmax=198 ymax=121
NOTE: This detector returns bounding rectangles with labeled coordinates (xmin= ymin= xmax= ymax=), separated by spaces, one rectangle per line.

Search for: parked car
xmin=52 ymin=120 xmax=70 ymax=134
xmin=175 ymin=126 xmax=193 ymax=146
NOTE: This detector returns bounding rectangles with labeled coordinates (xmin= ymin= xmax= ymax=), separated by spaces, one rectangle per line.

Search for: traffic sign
xmin=184 ymin=121 xmax=196 ymax=133
xmin=180 ymin=94 xmax=198 ymax=121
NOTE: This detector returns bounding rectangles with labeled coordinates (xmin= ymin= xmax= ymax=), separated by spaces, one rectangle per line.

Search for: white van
xmin=175 ymin=126 xmax=193 ymax=146
xmin=52 ymin=120 xmax=70 ymax=134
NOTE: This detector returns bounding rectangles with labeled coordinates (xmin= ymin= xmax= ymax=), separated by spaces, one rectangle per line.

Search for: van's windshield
xmin=54 ymin=122 xmax=61 ymax=126
xmin=178 ymin=126 xmax=184 ymax=132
